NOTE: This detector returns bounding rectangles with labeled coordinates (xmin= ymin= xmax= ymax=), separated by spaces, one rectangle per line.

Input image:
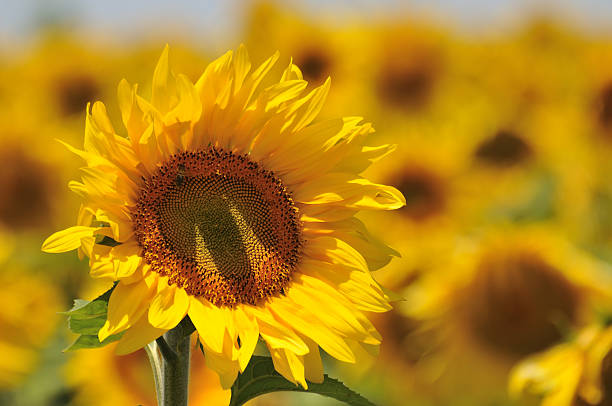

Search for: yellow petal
xmin=286 ymin=78 xmax=330 ymax=133
xmin=188 ymin=297 xmax=227 ymax=354
xmin=303 ymin=236 xmax=368 ymax=272
xmin=99 ymin=273 xmax=157 ymax=341
xmin=302 ymin=336 xmax=324 ymax=384
xmin=117 ymin=79 xmax=148 ymax=143
xmin=268 ymin=295 xmax=356 ymax=363
xmin=300 ymin=258 xmax=391 ymax=313
xmin=148 ymin=283 xmax=190 ymax=330
xmin=334 ymin=143 xmax=397 ymax=174
xmin=234 ymin=307 xmax=259 ymax=372
xmin=203 ymin=348 xmax=239 ymax=389
xmin=42 ymin=226 xmax=98 ymax=253
xmin=232 ymin=44 xmax=251 ymax=93
xmin=151 ymin=44 xmax=178 ymax=114
xmin=290 ymin=274 xmax=380 ymax=345
xmin=294 ymin=173 xmax=405 ymax=210
xmin=303 ymin=216 xmax=399 ymax=271
xmin=281 ymin=58 xmax=303 ymax=82
xmin=269 ymin=347 xmax=307 ymax=388
xmin=115 ymin=316 xmax=167 ymax=355
xmin=247 ymin=306 xmax=309 ymax=356
xmin=110 ymin=241 xmax=142 ymax=278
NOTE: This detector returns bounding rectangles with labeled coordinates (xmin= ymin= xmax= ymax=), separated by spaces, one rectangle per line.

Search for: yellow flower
xmin=242 ymin=2 xmax=365 ymax=119
xmin=400 ymin=225 xmax=612 ymax=402
xmin=348 ymin=20 xmax=462 ymax=131
xmin=66 ymin=340 xmax=229 ymax=405
xmin=42 ymin=45 xmax=404 ymax=389
xmin=0 ymin=110 xmax=67 ymax=233
xmin=510 ymin=324 xmax=612 ymax=406
xmin=360 ymin=132 xmax=469 ymax=289
xmin=0 ymin=270 xmax=61 ymax=389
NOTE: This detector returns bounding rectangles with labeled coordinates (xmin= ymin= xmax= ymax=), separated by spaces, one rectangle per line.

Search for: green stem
xmin=156 ymin=320 xmax=192 ymax=406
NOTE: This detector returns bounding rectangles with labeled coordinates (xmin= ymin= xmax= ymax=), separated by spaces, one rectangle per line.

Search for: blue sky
xmin=2 ymin=0 xmax=612 ymax=49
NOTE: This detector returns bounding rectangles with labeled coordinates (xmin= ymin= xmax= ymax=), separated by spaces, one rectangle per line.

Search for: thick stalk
xmin=156 ymin=320 xmax=192 ymax=406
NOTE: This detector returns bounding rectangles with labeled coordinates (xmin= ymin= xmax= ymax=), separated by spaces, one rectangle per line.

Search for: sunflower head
xmin=510 ymin=325 xmax=612 ymax=406
xmin=0 ymin=139 xmax=58 ymax=231
xmin=42 ymin=45 xmax=404 ymax=389
xmin=55 ymin=73 xmax=101 ymax=116
xmin=0 ymin=271 xmax=61 ymax=389
xmin=454 ymin=229 xmax=605 ymax=359
xmin=473 ymin=129 xmax=533 ymax=168
xmin=460 ymin=247 xmax=579 ymax=357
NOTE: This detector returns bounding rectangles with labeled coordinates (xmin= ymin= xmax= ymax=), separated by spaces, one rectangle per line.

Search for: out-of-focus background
xmin=3 ymin=1 xmax=612 ymax=405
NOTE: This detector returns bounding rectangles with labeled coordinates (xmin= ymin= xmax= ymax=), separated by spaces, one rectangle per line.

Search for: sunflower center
xmin=474 ymin=130 xmax=532 ymax=167
xmin=461 ymin=252 xmax=579 ymax=357
xmin=297 ymin=49 xmax=330 ymax=85
xmin=597 ymin=83 xmax=612 ymax=132
xmin=55 ymin=74 xmax=100 ymax=116
xmin=0 ymin=143 xmax=55 ymax=230
xmin=377 ymin=62 xmax=435 ymax=109
xmin=394 ymin=169 xmax=445 ymax=221
xmin=133 ymin=148 xmax=301 ymax=307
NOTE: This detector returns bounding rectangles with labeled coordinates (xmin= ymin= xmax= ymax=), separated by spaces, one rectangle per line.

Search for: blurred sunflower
xmin=42 ymin=45 xmax=404 ymax=388
xmin=510 ymin=324 xmax=612 ymax=406
xmin=66 ymin=339 xmax=229 ymax=405
xmin=351 ymin=20 xmax=465 ymax=132
xmin=585 ymin=41 xmax=612 ymax=145
xmin=243 ymin=2 xmax=364 ymax=119
xmin=11 ymin=34 xmax=113 ymax=127
xmin=360 ymin=132 xmax=467 ymax=289
xmin=445 ymin=95 xmax=572 ymax=229
xmin=372 ymin=24 xmax=449 ymax=112
xmin=0 ymin=110 xmax=69 ymax=237
xmin=0 ymin=270 xmax=61 ymax=390
xmin=400 ymin=225 xmax=612 ymax=402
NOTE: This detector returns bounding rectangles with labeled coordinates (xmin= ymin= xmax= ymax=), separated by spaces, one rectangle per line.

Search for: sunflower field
xmin=2 ymin=2 xmax=612 ymax=406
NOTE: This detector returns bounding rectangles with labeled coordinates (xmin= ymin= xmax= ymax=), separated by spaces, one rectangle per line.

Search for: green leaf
xmin=63 ymin=284 xmax=118 ymax=351
xmin=97 ymin=236 xmax=121 ymax=247
xmin=229 ymin=355 xmax=376 ymax=406
xmin=68 ymin=316 xmax=107 ymax=335
xmin=64 ymin=332 xmax=123 ymax=351
xmin=64 ymin=300 xmax=108 ymax=319
xmin=63 ymin=282 xmax=116 ymax=318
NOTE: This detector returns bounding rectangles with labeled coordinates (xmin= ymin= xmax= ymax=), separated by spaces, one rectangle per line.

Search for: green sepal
xmin=68 ymin=316 xmax=107 ymax=335
xmin=228 ymin=355 xmax=376 ymax=406
xmin=97 ymin=236 xmax=120 ymax=247
xmin=63 ymin=284 xmax=118 ymax=351
xmin=64 ymin=332 xmax=123 ymax=351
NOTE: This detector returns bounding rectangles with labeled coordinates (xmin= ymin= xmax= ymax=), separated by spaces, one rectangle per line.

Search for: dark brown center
xmin=597 ymin=83 xmax=612 ymax=132
xmin=132 ymin=148 xmax=301 ymax=307
xmin=474 ymin=130 xmax=532 ymax=167
xmin=55 ymin=74 xmax=100 ymax=116
xmin=0 ymin=144 xmax=55 ymax=230
xmin=394 ymin=168 xmax=446 ymax=221
xmin=377 ymin=62 xmax=435 ymax=109
xmin=461 ymin=252 xmax=579 ymax=357
xmin=296 ymin=49 xmax=331 ymax=85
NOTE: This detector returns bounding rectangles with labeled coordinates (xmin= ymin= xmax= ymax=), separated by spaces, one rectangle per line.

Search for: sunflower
xmin=242 ymin=2 xmax=365 ymax=119
xmin=42 ymin=45 xmax=403 ymax=388
xmin=0 ymin=270 xmax=61 ymax=390
xmin=0 ymin=107 xmax=69 ymax=233
xmin=399 ymin=225 xmax=612 ymax=403
xmin=359 ymin=131 xmax=468 ymax=290
xmin=8 ymin=34 xmax=110 ymax=125
xmin=510 ymin=324 xmax=612 ymax=406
